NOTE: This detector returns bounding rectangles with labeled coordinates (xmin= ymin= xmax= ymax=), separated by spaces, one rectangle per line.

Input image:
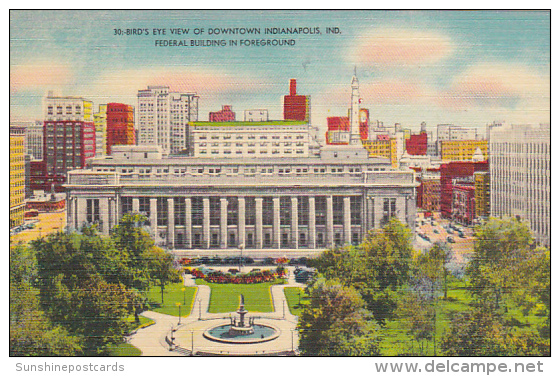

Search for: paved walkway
xmin=127 ymin=268 xmax=305 ymax=356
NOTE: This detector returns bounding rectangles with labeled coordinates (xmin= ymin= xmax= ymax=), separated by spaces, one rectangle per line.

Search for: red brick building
xmin=283 ymin=79 xmax=309 ymax=121
xmin=406 ymin=132 xmax=428 ymax=155
xmin=209 ymin=105 xmax=236 ymax=122
xmin=32 ymin=121 xmax=96 ymax=192
xmin=452 ymin=184 xmax=476 ymax=225
xmin=440 ymin=160 xmax=488 ymax=219
xmin=106 ymin=103 xmax=135 ymax=155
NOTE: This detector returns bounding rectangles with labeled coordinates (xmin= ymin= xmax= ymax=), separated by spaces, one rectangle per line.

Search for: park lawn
xmin=196 ymin=279 xmax=284 ymax=313
xmin=145 ymin=282 xmax=197 ymax=317
xmin=106 ymin=342 xmax=142 ymax=356
xmin=284 ymin=287 xmax=308 ymax=317
xmin=124 ymin=314 xmax=154 ymax=331
xmin=380 ymin=280 xmax=472 ymax=356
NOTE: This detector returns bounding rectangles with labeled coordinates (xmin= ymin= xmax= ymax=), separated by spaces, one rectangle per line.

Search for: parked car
xmin=447 ymin=236 xmax=455 ymax=243
xmin=263 ymin=257 xmax=275 ymax=265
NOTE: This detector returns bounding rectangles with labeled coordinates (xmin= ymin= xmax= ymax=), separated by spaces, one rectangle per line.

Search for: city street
xmin=10 ymin=210 xmax=66 ymax=244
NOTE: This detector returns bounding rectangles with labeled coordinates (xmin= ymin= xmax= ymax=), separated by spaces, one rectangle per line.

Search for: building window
xmin=121 ymin=197 xmax=133 ymax=215
xmin=86 ymin=198 xmax=100 ymax=223
xmin=245 ymin=197 xmax=256 ymax=226
xmin=209 ymin=197 xmax=221 ymax=226
xmin=280 ymin=197 xmax=291 ymax=226
xmin=315 ymin=196 xmax=327 ymax=226
xmin=298 ymin=196 xmax=309 ymax=226
xmin=175 ymin=198 xmax=186 ymax=226
xmin=333 ymin=196 xmax=344 ymax=226
xmin=157 ymin=198 xmax=168 ymax=226
xmin=227 ymin=197 xmax=238 ymax=226
xmin=192 ymin=197 xmax=203 ymax=226
xmin=262 ymin=198 xmax=273 ymax=226
xmin=350 ymin=196 xmax=362 ymax=225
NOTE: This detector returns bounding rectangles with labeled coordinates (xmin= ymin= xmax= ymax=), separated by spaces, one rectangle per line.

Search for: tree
xmin=467 ymin=217 xmax=533 ymax=308
xmin=416 ymin=242 xmax=452 ymax=300
xmin=32 ymin=230 xmax=135 ymax=355
xmin=143 ymin=246 xmax=180 ymax=305
xmin=298 ymin=278 xmax=381 ymax=356
xmin=397 ymin=291 xmax=435 ymax=355
xmin=309 ymin=218 xmax=415 ymax=323
xmin=10 ymin=244 xmax=81 ymax=356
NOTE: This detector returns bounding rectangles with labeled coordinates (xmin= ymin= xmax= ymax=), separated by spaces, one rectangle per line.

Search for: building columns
xmin=273 ymin=197 xmax=281 ymax=249
xmin=149 ymin=198 xmax=157 ymax=237
xmin=202 ymin=197 xmax=210 ymax=249
xmin=238 ymin=197 xmax=246 ymax=248
xmin=132 ymin=197 xmax=139 ymax=213
xmin=167 ymin=198 xmax=175 ymax=249
xmin=291 ymin=196 xmax=299 ymax=248
xmin=220 ymin=197 xmax=228 ymax=249
xmin=101 ymin=198 xmax=110 ymax=236
xmin=255 ymin=198 xmax=263 ymax=248
xmin=308 ymin=196 xmax=316 ymax=249
xmin=343 ymin=196 xmax=352 ymax=244
xmin=185 ymin=197 xmax=192 ymax=249
xmin=326 ymin=195 xmax=334 ymax=248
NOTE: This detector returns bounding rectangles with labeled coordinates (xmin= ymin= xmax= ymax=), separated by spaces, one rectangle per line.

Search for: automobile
xmin=424 ymin=235 xmax=431 ymax=242
xmin=289 ymin=258 xmax=299 ymax=266
xmin=433 ymin=229 xmax=439 ymax=234
xmin=447 ymin=236 xmax=455 ymax=243
xmin=209 ymin=256 xmax=222 ymax=265
xmin=243 ymin=257 xmax=254 ymax=265
xmin=447 ymin=228 xmax=454 ymax=234
xmin=458 ymin=232 xmax=466 ymax=238
xmin=199 ymin=256 xmax=210 ymax=264
xmin=263 ymin=257 xmax=275 ymax=265
xmin=223 ymin=257 xmax=236 ymax=264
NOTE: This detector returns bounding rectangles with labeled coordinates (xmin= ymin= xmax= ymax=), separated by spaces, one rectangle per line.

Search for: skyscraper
xmin=35 ymin=93 xmax=96 ymax=192
xmin=137 ymin=86 xmax=199 ymax=155
xmin=106 ymin=103 xmax=135 ymax=154
xmin=489 ymin=123 xmax=550 ymax=246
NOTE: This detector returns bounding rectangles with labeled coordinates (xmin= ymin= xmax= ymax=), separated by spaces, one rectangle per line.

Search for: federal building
xmin=64 ymin=74 xmax=418 ymax=251
xmin=64 ymin=144 xmax=417 ymax=250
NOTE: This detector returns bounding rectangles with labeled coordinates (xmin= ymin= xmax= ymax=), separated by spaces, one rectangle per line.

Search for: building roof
xmin=190 ymin=120 xmax=308 ymax=127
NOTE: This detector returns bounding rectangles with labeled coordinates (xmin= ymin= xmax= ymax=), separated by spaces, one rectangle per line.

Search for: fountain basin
xmin=203 ymin=323 xmax=280 ymax=344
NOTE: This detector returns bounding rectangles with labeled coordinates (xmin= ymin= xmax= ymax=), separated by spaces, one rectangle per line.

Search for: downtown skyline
xmin=10 ymin=10 xmax=550 ymax=133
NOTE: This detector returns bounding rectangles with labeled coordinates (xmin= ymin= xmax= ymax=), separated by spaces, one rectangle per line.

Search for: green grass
xmin=145 ymin=282 xmax=197 ymax=317
xmin=284 ymin=287 xmax=308 ymax=317
xmin=106 ymin=342 xmax=142 ymax=356
xmin=196 ymin=279 xmax=284 ymax=313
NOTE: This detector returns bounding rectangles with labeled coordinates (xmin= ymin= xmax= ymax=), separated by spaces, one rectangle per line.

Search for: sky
xmin=9 ymin=10 xmax=550 ymax=134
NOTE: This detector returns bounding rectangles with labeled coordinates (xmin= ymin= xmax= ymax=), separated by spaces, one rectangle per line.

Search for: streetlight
xmin=181 ymin=287 xmax=186 ymax=305
xmin=198 ymin=298 xmax=202 ymax=320
xmin=191 ymin=330 xmax=194 ymax=354
xmin=176 ymin=302 xmax=182 ymax=325
xmin=298 ymin=290 xmax=301 ymax=307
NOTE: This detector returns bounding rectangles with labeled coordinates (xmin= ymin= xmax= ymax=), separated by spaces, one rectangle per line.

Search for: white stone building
xmin=66 ymin=145 xmax=417 ymax=250
xmin=489 ymin=123 xmax=550 ymax=246
xmin=137 ymin=86 xmax=199 ymax=155
xmin=189 ymin=120 xmax=311 ymax=158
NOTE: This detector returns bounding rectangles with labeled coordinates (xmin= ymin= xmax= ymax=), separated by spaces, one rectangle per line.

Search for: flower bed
xmin=189 ymin=267 xmax=286 ymax=284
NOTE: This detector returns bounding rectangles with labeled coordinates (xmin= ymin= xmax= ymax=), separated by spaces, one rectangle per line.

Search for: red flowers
xmin=190 ymin=268 xmax=286 ymax=284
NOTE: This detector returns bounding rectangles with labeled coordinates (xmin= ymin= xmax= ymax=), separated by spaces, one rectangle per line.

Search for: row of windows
xmin=104 ymin=164 xmax=387 ymax=176
xmin=198 ymin=134 xmax=304 ymax=140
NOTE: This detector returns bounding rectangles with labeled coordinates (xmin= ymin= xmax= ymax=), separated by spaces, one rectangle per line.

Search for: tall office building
xmin=137 ymin=86 xmax=199 ymax=155
xmin=94 ymin=104 xmax=107 ymax=158
xmin=34 ymin=93 xmax=96 ymax=192
xmin=106 ymin=103 xmax=135 ymax=154
xmin=10 ymin=126 xmax=26 ymax=229
xmin=489 ymin=123 xmax=550 ymax=246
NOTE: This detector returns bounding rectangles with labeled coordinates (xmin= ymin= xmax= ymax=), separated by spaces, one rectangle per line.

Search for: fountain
xmin=228 ymin=295 xmax=254 ymax=336
xmin=203 ymin=295 xmax=280 ymax=344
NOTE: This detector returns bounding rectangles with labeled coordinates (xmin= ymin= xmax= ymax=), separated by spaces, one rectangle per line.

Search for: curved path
xmin=127 ymin=267 xmax=305 ymax=356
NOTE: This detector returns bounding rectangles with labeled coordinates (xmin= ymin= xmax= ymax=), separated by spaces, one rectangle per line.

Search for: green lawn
xmin=196 ymin=279 xmax=284 ymax=313
xmin=284 ymin=287 xmax=307 ymax=317
xmin=145 ymin=282 xmax=197 ymax=317
xmin=106 ymin=342 xmax=142 ymax=356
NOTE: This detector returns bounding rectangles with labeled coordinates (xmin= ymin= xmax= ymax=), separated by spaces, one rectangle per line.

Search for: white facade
xmin=244 ymin=109 xmax=269 ymax=122
xmin=94 ymin=104 xmax=107 ymax=158
xmin=489 ymin=123 xmax=550 ymax=246
xmin=190 ymin=121 xmax=311 ymax=158
xmin=137 ymin=86 xmax=199 ymax=155
xmin=11 ymin=121 xmax=44 ymax=160
xmin=65 ymin=145 xmax=416 ymax=250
